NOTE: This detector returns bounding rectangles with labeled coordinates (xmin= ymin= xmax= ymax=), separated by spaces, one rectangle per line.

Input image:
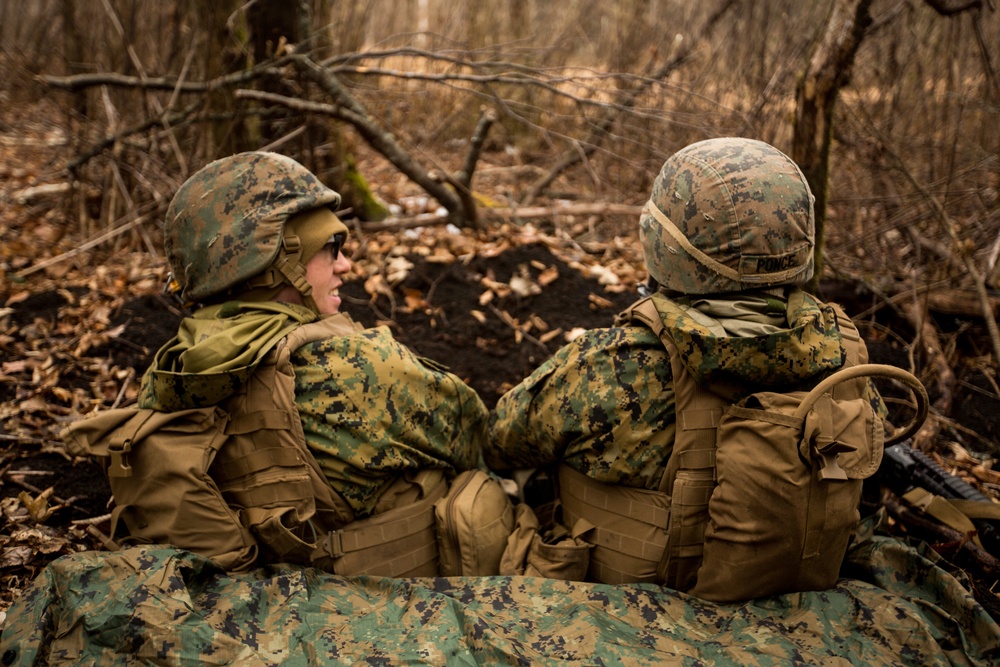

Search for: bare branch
xmin=15 ymin=210 xmax=158 ymax=278
xmin=65 ymin=102 xmax=202 ymax=172
xmin=39 ymin=56 xmax=295 ymax=93
xmin=456 ymin=107 xmax=497 ymax=189
xmin=521 ymin=0 xmax=740 ymax=205
xmin=880 ymin=141 xmax=1000 ymax=369
xmin=243 ymin=56 xmax=468 ymax=225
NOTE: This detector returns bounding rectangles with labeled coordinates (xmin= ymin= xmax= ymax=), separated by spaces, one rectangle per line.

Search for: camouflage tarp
xmin=3 ymin=516 xmax=999 ymax=666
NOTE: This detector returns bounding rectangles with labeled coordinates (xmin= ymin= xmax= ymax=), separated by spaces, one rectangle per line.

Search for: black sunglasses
xmin=323 ymin=233 xmax=346 ymax=261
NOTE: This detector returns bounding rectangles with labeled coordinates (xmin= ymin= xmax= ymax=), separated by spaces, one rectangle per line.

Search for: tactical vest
xmin=557 ymin=296 xmax=926 ymax=601
xmin=63 ymin=313 xmax=446 ymax=577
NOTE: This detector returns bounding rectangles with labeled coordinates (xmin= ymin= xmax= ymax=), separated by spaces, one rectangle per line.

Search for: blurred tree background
xmin=0 ymin=0 xmax=997 ymax=308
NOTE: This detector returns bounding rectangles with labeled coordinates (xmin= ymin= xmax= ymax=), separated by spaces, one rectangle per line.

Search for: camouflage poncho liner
xmin=139 ymin=300 xmax=487 ymax=517
xmin=2 ymin=513 xmax=997 ymax=665
xmin=487 ymin=287 xmax=881 ymax=488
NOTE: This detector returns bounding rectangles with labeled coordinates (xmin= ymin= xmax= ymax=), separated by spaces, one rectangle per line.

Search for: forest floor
xmin=2 ymin=130 xmax=1000 ymax=625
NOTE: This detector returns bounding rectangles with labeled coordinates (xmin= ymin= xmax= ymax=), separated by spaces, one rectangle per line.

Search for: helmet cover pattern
xmin=165 ymin=151 xmax=342 ymax=302
xmin=640 ymin=138 xmax=815 ymax=295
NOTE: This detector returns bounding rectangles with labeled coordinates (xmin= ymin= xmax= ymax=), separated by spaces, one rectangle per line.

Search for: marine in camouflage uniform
xmin=487 ymin=137 xmax=885 ymax=489
xmin=147 ymin=151 xmax=486 ymax=517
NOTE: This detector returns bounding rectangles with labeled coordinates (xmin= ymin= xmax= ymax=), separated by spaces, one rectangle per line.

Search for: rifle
xmin=878 ymin=440 xmax=1000 ymax=556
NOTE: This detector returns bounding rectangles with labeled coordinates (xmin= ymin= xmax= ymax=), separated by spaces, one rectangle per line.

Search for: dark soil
xmin=339 ymin=242 xmax=637 ymax=408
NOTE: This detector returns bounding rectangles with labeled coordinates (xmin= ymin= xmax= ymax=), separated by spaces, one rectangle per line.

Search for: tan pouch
xmin=62 ymin=406 xmax=259 ymax=571
xmin=500 ymin=503 xmax=593 ymax=581
xmin=434 ymin=469 xmax=515 ymax=576
xmin=693 ymin=364 xmax=927 ymax=602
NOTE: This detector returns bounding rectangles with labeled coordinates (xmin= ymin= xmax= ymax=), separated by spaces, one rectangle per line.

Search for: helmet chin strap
xmin=244 ymin=233 xmax=321 ymax=313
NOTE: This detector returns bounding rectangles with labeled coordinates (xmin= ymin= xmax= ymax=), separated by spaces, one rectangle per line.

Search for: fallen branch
xmin=15 ymin=211 xmax=155 ymax=278
xmin=360 ymin=202 xmax=644 ymax=233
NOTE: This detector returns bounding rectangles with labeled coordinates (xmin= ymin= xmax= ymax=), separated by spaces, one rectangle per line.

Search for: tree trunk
xmin=792 ymin=0 xmax=874 ymax=292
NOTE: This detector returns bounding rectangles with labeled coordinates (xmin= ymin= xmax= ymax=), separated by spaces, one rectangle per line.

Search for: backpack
xmin=62 ymin=314 xmax=460 ymax=576
xmin=556 ymin=296 xmax=927 ymax=601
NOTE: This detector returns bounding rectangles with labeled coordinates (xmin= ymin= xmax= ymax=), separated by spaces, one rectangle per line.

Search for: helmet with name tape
xmin=640 ymin=137 xmax=815 ymax=294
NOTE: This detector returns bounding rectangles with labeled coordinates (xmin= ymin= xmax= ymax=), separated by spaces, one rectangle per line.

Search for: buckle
xmin=107 ymin=438 xmax=134 ymax=478
xmin=323 ymin=530 xmax=344 ymax=558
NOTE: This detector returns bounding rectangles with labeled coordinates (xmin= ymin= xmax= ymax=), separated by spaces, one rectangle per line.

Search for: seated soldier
xmin=487 ymin=137 xmax=890 ymax=600
xmin=70 ymin=151 xmax=491 ymax=576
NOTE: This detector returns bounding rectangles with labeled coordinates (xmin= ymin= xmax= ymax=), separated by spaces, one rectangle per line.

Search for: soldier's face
xmin=304 ymin=239 xmax=352 ymax=315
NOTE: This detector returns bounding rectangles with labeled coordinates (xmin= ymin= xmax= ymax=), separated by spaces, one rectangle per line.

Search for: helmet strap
xmin=243 ymin=233 xmax=320 ymax=311
xmin=644 ymin=200 xmax=741 ymax=283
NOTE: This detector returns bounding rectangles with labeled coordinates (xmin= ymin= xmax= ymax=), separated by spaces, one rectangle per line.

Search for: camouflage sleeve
xmin=292 ymin=326 xmax=488 ymax=517
xmin=487 ymin=326 xmax=677 ymax=488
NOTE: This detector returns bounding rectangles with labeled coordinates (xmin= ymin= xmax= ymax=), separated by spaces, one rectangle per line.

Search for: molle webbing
xmin=557 ymin=464 xmax=669 ymax=584
xmin=211 ymin=315 xmax=360 ymax=566
xmin=218 ymin=312 xmax=449 ymax=576
xmin=312 ymin=469 xmax=447 ymax=577
xmin=617 ymin=296 xmax=725 ymax=587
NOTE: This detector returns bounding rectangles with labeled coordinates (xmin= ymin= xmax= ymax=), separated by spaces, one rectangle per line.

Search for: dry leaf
xmin=509 ymin=275 xmax=540 ymax=298
xmin=50 ymin=386 xmax=72 ymax=401
xmin=18 ymin=488 xmax=54 ymax=523
xmin=588 ymin=265 xmax=621 ymax=286
xmin=4 ymin=290 xmax=31 ymax=306
xmin=539 ymin=328 xmax=564 ymax=344
xmin=364 ymin=274 xmax=393 ymax=299
xmin=3 ymin=359 xmax=31 ymax=373
xmin=529 ymin=314 xmax=549 ymax=331
xmin=19 ymin=395 xmax=49 ymax=413
xmin=403 ymin=289 xmax=428 ymax=311
xmin=385 ymin=256 xmax=414 ymax=285
xmin=588 ymin=293 xmax=615 ymax=309
xmin=537 ymin=266 xmax=559 ymax=286
xmin=0 ymin=545 xmax=34 ymax=569
xmin=427 ymin=248 xmax=456 ymax=264
xmin=480 ymin=277 xmax=510 ymax=298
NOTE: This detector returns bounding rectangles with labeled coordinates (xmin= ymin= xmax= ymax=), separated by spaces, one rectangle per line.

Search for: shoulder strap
xmin=616 ymin=296 xmax=664 ymax=336
xmin=284 ymin=312 xmax=362 ymax=350
xmin=616 ymin=296 xmax=722 ymax=589
xmin=210 ymin=319 xmax=359 ymax=566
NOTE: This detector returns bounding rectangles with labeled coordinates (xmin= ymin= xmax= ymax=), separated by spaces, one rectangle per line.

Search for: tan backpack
xmin=557 ymin=297 xmax=928 ymax=601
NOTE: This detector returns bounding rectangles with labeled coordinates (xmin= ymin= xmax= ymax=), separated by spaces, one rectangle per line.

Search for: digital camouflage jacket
xmin=140 ymin=300 xmax=488 ymax=517
xmin=487 ymin=287 xmax=883 ymax=489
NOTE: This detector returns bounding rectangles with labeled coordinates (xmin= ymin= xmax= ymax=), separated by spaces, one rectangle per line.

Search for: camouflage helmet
xmin=639 ymin=137 xmax=815 ymax=295
xmin=165 ymin=151 xmax=343 ymax=303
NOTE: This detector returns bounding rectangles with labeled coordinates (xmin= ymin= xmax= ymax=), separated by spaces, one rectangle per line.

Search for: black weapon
xmin=878 ymin=440 xmax=1000 ymax=555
